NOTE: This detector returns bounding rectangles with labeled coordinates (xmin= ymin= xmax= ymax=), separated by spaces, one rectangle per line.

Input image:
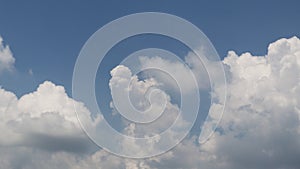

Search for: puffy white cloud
xmin=0 ymin=36 xmax=299 ymax=169
xmin=0 ymin=36 xmax=15 ymax=73
xmin=108 ymin=36 xmax=300 ymax=168
xmin=109 ymin=65 xmax=184 ymax=135
xmin=138 ymin=56 xmax=202 ymax=93
xmin=108 ymin=65 xmax=193 ymax=158
xmin=198 ymin=36 xmax=300 ymax=169
xmin=0 ymin=81 xmax=98 ymax=152
xmin=109 ymin=65 xmax=164 ymax=123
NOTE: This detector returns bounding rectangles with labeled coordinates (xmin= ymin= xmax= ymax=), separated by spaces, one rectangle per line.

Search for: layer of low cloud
xmin=0 ymin=36 xmax=299 ymax=169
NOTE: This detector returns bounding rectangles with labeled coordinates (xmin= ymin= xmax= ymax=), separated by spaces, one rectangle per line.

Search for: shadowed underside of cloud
xmin=0 ymin=36 xmax=299 ymax=169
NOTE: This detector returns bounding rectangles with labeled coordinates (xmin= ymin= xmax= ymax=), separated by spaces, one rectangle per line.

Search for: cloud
xmin=109 ymin=65 xmax=183 ymax=134
xmin=109 ymin=65 xmax=193 ymax=157
xmin=138 ymin=56 xmax=202 ymax=93
xmin=97 ymin=36 xmax=300 ymax=168
xmin=0 ymin=36 xmax=299 ymax=169
xmin=0 ymin=81 xmax=98 ymax=153
xmin=197 ymin=36 xmax=300 ymax=169
xmin=0 ymin=36 xmax=15 ymax=73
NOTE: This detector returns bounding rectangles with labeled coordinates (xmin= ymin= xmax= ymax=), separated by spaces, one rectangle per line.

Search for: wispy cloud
xmin=0 ymin=36 xmax=15 ymax=74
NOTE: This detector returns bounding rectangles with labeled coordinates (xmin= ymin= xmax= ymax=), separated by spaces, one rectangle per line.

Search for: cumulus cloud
xmin=138 ymin=56 xmax=202 ymax=93
xmin=93 ymin=36 xmax=300 ymax=168
xmin=0 ymin=36 xmax=299 ymax=169
xmin=0 ymin=81 xmax=98 ymax=152
xmin=197 ymin=36 xmax=300 ymax=169
xmin=0 ymin=36 xmax=15 ymax=73
xmin=109 ymin=65 xmax=185 ymax=135
xmin=108 ymin=65 xmax=195 ymax=158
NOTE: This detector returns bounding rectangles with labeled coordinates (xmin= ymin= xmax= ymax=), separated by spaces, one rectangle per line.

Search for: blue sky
xmin=0 ymin=0 xmax=300 ymax=168
xmin=1 ymin=0 xmax=300 ymax=96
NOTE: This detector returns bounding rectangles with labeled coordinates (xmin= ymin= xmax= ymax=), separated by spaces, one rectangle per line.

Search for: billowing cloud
xmin=204 ymin=36 xmax=300 ymax=169
xmin=108 ymin=65 xmax=193 ymax=157
xmin=0 ymin=36 xmax=299 ymax=169
xmin=0 ymin=81 xmax=97 ymax=153
xmin=109 ymin=65 xmax=184 ymax=135
xmin=0 ymin=36 xmax=15 ymax=73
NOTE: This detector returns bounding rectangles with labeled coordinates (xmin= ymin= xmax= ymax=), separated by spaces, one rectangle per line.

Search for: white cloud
xmin=0 ymin=36 xmax=15 ymax=73
xmin=198 ymin=36 xmax=300 ymax=169
xmin=107 ymin=36 xmax=300 ymax=168
xmin=109 ymin=65 xmax=192 ymax=157
xmin=109 ymin=65 xmax=184 ymax=135
xmin=0 ymin=36 xmax=299 ymax=169
xmin=138 ymin=56 xmax=201 ymax=93
xmin=0 ymin=81 xmax=98 ymax=152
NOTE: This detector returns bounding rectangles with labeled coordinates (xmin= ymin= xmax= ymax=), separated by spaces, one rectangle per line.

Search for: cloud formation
xmin=0 ymin=36 xmax=15 ymax=73
xmin=0 ymin=81 xmax=97 ymax=152
xmin=198 ymin=36 xmax=300 ymax=169
xmin=0 ymin=36 xmax=299 ymax=169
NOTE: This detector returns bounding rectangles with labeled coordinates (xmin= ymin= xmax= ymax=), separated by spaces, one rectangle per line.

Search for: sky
xmin=0 ymin=0 xmax=300 ymax=95
xmin=0 ymin=0 xmax=300 ymax=169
